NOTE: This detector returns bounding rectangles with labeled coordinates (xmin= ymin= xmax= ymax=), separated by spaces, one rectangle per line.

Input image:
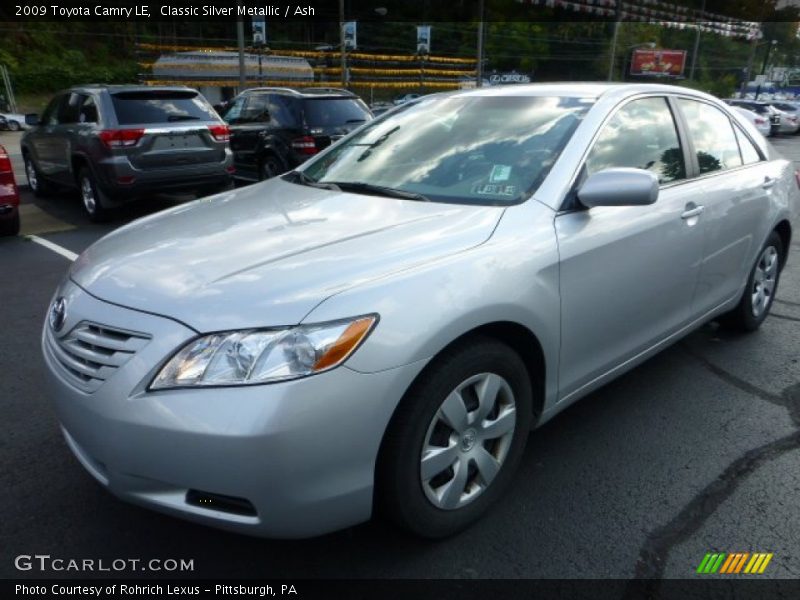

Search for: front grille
xmin=46 ymin=322 xmax=150 ymax=392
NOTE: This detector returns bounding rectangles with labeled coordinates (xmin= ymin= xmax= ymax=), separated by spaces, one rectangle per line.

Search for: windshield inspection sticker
xmin=473 ymin=182 xmax=517 ymax=197
xmin=490 ymin=164 xmax=512 ymax=182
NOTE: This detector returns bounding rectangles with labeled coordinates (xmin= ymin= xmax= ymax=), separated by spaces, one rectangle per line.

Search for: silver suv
xmin=21 ymin=85 xmax=234 ymax=221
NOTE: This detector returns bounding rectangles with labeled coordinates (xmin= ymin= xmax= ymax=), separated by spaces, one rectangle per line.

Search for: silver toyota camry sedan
xmin=43 ymin=83 xmax=797 ymax=539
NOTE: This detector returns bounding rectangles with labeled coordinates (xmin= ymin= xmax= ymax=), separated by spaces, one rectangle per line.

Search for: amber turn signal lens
xmin=313 ymin=316 xmax=376 ymax=372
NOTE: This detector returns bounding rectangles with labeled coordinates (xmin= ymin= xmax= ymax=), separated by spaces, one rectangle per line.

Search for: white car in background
xmin=0 ymin=111 xmax=29 ymax=131
xmin=734 ymin=106 xmax=772 ymax=137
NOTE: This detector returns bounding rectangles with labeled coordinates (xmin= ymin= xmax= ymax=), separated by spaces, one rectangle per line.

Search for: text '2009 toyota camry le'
xmin=42 ymin=84 xmax=798 ymax=539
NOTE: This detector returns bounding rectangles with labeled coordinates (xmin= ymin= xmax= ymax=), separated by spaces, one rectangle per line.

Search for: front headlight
xmin=150 ymin=315 xmax=377 ymax=389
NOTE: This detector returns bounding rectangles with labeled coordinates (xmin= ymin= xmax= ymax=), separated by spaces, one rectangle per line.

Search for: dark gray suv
xmin=21 ymin=85 xmax=234 ymax=221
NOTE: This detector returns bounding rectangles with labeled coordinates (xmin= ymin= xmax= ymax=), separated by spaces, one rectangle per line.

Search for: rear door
xmin=674 ymin=98 xmax=775 ymax=315
xmin=109 ymin=90 xmax=226 ymax=171
xmin=555 ymin=96 xmax=705 ymax=400
xmin=225 ymin=92 xmax=272 ymax=180
xmin=28 ymin=94 xmax=67 ymax=177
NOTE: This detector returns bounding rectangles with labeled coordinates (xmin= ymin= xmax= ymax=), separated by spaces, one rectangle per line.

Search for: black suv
xmin=21 ymin=85 xmax=234 ymax=221
xmin=222 ymin=87 xmax=372 ymax=182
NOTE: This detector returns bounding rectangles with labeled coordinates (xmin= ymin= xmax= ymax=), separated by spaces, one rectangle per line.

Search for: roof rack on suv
xmin=302 ymin=87 xmax=357 ymax=97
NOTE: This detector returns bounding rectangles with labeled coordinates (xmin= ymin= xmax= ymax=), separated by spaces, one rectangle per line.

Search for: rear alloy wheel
xmin=259 ymin=155 xmax=284 ymax=181
xmin=7 ymin=120 xmax=21 ymax=132
xmin=720 ymin=231 xmax=783 ymax=332
xmin=378 ymin=337 xmax=533 ymax=538
xmin=78 ymin=168 xmax=110 ymax=222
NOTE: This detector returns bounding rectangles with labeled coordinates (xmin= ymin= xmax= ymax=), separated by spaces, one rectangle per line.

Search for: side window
xmin=222 ymin=96 xmax=245 ymax=124
xmin=677 ymin=99 xmax=743 ymax=174
xmin=58 ymin=93 xmax=83 ymax=124
xmin=268 ymin=95 xmax=298 ymax=128
xmin=239 ymin=94 xmax=271 ymax=124
xmin=41 ymin=95 xmax=64 ymax=126
xmin=79 ymin=96 xmax=98 ymax=124
xmin=586 ymin=97 xmax=686 ymax=184
xmin=734 ymin=127 xmax=762 ymax=165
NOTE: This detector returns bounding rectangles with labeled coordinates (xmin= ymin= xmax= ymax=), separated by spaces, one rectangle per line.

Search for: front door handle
xmin=762 ymin=176 xmax=776 ymax=189
xmin=681 ymin=204 xmax=705 ymax=219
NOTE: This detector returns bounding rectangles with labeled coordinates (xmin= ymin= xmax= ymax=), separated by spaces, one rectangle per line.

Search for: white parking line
xmin=26 ymin=235 xmax=78 ymax=261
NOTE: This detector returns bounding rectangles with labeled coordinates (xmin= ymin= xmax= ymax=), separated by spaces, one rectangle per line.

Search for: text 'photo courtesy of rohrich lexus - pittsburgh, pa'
xmin=42 ymin=83 xmax=797 ymax=539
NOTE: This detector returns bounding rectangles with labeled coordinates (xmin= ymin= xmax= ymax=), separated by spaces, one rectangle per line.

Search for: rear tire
xmin=8 ymin=120 xmax=21 ymax=132
xmin=377 ymin=337 xmax=533 ymax=538
xmin=258 ymin=154 xmax=285 ymax=181
xmin=720 ymin=231 xmax=783 ymax=332
xmin=0 ymin=209 xmax=20 ymax=236
xmin=78 ymin=167 xmax=111 ymax=222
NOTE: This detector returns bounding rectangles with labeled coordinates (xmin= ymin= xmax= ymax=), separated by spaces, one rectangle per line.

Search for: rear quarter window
xmin=111 ymin=91 xmax=218 ymax=125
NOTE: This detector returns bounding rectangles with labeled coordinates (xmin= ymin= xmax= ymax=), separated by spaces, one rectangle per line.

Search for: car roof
xmin=68 ymin=84 xmax=199 ymax=94
xmin=238 ymin=87 xmax=358 ymax=99
xmin=446 ymin=82 xmax=722 ymax=103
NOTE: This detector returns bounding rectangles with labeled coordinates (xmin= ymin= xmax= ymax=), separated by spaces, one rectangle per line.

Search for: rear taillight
xmin=0 ymin=149 xmax=19 ymax=206
xmin=98 ymin=129 xmax=145 ymax=149
xmin=208 ymin=124 xmax=230 ymax=142
xmin=795 ymin=169 xmax=800 ymax=190
xmin=755 ymin=117 xmax=766 ymax=125
xmin=291 ymin=135 xmax=319 ymax=156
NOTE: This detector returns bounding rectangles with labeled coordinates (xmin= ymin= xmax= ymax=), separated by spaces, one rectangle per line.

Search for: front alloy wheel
xmin=751 ymin=245 xmax=779 ymax=318
xmin=378 ymin=337 xmax=532 ymax=538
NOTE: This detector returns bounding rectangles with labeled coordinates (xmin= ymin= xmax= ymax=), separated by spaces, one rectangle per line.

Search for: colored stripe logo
xmin=696 ymin=552 xmax=773 ymax=574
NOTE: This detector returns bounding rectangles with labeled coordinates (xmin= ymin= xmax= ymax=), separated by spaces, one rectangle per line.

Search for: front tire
xmin=378 ymin=337 xmax=533 ymax=538
xmin=720 ymin=231 xmax=783 ymax=332
xmin=24 ymin=155 xmax=53 ymax=198
xmin=7 ymin=120 xmax=21 ymax=132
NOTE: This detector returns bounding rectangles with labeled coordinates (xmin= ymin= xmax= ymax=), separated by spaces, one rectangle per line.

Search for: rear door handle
xmin=762 ymin=176 xmax=776 ymax=189
xmin=681 ymin=205 xmax=705 ymax=219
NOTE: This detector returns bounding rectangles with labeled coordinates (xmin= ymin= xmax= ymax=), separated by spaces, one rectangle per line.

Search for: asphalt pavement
xmin=1 ymin=130 xmax=799 ymax=582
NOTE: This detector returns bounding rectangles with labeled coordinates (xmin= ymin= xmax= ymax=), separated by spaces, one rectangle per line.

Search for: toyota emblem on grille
xmin=49 ymin=297 xmax=67 ymax=332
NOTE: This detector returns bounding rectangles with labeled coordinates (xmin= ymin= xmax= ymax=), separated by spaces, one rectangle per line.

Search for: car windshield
xmin=299 ymin=95 xmax=592 ymax=205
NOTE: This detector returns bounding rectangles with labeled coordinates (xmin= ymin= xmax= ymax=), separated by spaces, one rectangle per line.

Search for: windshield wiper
xmin=284 ymin=170 xmax=340 ymax=191
xmin=325 ymin=181 xmax=430 ymax=202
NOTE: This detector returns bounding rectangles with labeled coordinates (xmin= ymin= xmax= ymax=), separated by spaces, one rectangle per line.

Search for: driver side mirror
xmin=577 ymin=168 xmax=659 ymax=208
xmin=25 ymin=113 xmax=41 ymax=127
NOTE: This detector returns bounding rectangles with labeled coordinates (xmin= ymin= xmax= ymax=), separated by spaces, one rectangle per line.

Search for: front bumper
xmin=42 ymin=279 xmax=426 ymax=538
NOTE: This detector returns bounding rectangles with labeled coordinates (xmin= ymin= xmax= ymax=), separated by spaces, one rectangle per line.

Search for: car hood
xmin=70 ymin=178 xmax=503 ymax=331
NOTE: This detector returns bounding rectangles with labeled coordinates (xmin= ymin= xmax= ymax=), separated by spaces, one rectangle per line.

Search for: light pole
xmin=236 ymin=0 xmax=245 ymax=90
xmin=476 ymin=0 xmax=485 ymax=87
xmin=607 ymin=4 xmax=622 ymax=82
xmin=688 ymin=0 xmax=706 ymax=81
xmin=339 ymin=0 xmax=346 ymax=88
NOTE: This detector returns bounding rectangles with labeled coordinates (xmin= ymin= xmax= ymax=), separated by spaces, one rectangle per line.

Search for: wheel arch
xmin=774 ymin=219 xmax=792 ymax=268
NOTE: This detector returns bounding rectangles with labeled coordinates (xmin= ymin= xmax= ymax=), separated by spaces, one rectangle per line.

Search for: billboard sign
xmin=630 ymin=49 xmax=687 ymax=78
xmin=252 ymin=17 xmax=266 ymax=47
xmin=343 ymin=21 xmax=357 ymax=51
